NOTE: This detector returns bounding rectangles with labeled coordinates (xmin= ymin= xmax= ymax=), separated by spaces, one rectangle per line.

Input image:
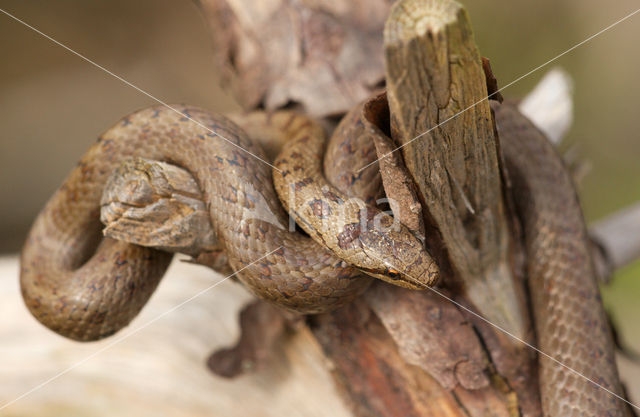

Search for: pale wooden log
xmin=2 ymin=248 xmax=639 ymax=417
xmin=197 ymin=0 xmax=392 ymax=117
xmin=0 ymin=256 xmax=352 ymax=417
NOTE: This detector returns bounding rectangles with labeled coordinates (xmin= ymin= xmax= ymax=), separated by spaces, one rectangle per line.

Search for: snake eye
xmin=387 ymin=268 xmax=401 ymax=277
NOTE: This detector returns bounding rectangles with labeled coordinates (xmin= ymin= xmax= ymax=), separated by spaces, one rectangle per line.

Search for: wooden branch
xmin=310 ymin=294 xmax=514 ymax=417
xmin=196 ymin=0 xmax=392 ymax=117
xmin=206 ymin=300 xmax=299 ymax=378
xmin=380 ymin=4 xmax=549 ymax=415
xmin=383 ymin=0 xmax=527 ymax=341
xmin=517 ymin=68 xmax=573 ymax=145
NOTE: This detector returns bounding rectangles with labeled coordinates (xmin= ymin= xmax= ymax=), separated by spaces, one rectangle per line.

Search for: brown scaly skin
xmin=20 ymin=105 xmax=372 ymax=341
xmin=493 ymin=102 xmax=629 ymax=417
xmin=272 ymin=112 xmax=440 ymax=289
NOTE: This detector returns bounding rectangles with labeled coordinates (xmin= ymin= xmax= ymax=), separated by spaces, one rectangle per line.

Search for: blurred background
xmin=0 ymin=0 xmax=639 ymax=413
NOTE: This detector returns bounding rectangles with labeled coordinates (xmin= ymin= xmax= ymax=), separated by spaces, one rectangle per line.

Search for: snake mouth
xmin=355 ymin=265 xmax=424 ymax=290
xmin=359 ymin=265 xmax=399 ymax=278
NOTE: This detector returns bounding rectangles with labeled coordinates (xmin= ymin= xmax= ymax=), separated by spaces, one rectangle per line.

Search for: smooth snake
xmin=19 ymin=101 xmax=628 ymax=416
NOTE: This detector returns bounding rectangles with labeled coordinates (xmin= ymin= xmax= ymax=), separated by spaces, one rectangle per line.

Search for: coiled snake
xmin=20 ymin=102 xmax=628 ymax=416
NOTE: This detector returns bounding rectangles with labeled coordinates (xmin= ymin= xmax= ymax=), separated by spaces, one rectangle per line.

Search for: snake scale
xmin=20 ymin=101 xmax=627 ymax=416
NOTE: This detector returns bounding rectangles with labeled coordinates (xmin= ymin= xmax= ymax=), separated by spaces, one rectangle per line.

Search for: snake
xmin=20 ymin=104 xmax=437 ymax=342
xmin=20 ymin=101 xmax=627 ymax=416
xmin=493 ymin=101 xmax=627 ymax=416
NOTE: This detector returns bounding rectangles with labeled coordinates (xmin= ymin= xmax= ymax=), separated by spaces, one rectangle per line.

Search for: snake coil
xmin=20 ymin=102 xmax=628 ymax=416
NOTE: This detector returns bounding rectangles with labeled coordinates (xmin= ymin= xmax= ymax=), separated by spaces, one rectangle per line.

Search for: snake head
xmin=349 ymin=212 xmax=440 ymax=290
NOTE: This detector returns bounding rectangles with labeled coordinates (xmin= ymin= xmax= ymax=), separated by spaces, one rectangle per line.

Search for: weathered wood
xmin=207 ymin=300 xmax=300 ymax=378
xmin=383 ymin=0 xmax=526 ymax=340
xmin=517 ymin=68 xmax=573 ymax=145
xmin=310 ymin=293 xmax=513 ymax=417
xmin=363 ymin=283 xmax=488 ymax=391
xmin=197 ymin=0 xmax=392 ymax=117
xmin=0 ymin=256 xmax=353 ymax=417
xmin=591 ymin=202 xmax=640 ymax=274
xmin=380 ymin=2 xmax=544 ymax=415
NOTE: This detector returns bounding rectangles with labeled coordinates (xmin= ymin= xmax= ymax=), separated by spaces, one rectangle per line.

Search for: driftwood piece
xmin=591 ymin=202 xmax=640 ymax=274
xmin=207 ymin=300 xmax=299 ymax=378
xmin=4 ymin=250 xmax=640 ymax=416
xmin=518 ymin=69 xmax=573 ymax=145
xmin=0 ymin=256 xmax=353 ymax=417
xmin=363 ymin=283 xmax=488 ymax=391
xmin=327 ymin=2 xmax=536 ymax=415
xmin=383 ymin=0 xmax=525 ymax=341
xmin=310 ymin=296 xmax=514 ymax=417
xmin=197 ymin=0 xmax=392 ymax=117
xmin=378 ymin=5 xmax=549 ymax=413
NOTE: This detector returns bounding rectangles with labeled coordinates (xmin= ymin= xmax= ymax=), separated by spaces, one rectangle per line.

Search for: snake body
xmin=21 ymin=106 xmax=373 ymax=340
xmin=20 ymin=102 xmax=627 ymax=415
xmin=272 ymin=114 xmax=439 ymax=289
xmin=494 ymin=102 xmax=626 ymax=416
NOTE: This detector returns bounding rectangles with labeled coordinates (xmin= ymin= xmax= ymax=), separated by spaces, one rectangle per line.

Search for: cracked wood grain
xmin=382 ymin=2 xmax=541 ymax=415
xmin=310 ymin=295 xmax=513 ymax=417
xmin=197 ymin=0 xmax=392 ymax=117
xmin=384 ymin=0 xmax=526 ymax=341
